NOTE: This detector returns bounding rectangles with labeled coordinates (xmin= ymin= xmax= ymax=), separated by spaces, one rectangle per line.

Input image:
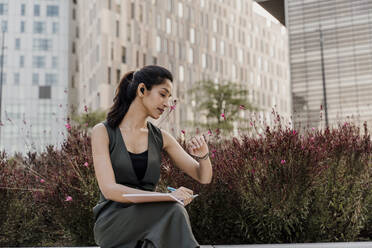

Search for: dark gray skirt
xmin=94 ymin=201 xmax=200 ymax=248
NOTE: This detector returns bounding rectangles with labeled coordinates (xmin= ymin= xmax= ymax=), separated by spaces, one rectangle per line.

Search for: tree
xmin=187 ymin=79 xmax=255 ymax=135
xmin=71 ymin=109 xmax=107 ymax=129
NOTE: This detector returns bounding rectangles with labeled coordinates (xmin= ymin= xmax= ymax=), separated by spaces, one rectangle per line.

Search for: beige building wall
xmin=74 ymin=0 xmax=290 ymax=135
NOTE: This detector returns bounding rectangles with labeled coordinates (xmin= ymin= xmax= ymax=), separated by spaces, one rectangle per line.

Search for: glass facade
xmin=287 ymin=0 xmax=372 ymax=129
xmin=0 ymin=1 xmax=69 ymax=155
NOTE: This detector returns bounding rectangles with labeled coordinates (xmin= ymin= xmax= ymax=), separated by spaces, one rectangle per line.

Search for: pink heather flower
xmin=65 ymin=196 xmax=73 ymax=202
xmin=181 ymin=130 xmax=185 ymax=134
xmin=208 ymin=130 xmax=212 ymax=135
xmin=251 ymin=169 xmax=256 ymax=175
xmin=65 ymin=123 xmax=71 ymax=130
xmin=221 ymin=113 xmax=226 ymax=120
xmin=239 ymin=105 xmax=245 ymax=110
xmin=211 ymin=153 xmax=215 ymax=158
xmin=84 ymin=123 xmax=89 ymax=127
xmin=40 ymin=179 xmax=45 ymax=183
xmin=253 ymin=157 xmax=256 ymax=161
xmin=293 ymin=130 xmax=296 ymax=135
xmin=281 ymin=160 xmax=286 ymax=164
xmin=312 ymin=127 xmax=315 ymax=131
xmin=170 ymin=105 xmax=176 ymax=111
xmin=84 ymin=105 xmax=88 ymax=112
xmin=250 ymin=122 xmax=253 ymax=126
xmin=84 ymin=162 xmax=89 ymax=167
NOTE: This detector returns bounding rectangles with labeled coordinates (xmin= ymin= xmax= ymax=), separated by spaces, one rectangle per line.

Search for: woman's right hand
xmin=170 ymin=186 xmax=194 ymax=206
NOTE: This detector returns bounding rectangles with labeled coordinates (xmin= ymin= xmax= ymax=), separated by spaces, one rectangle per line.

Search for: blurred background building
xmin=286 ymin=0 xmax=372 ymax=129
xmin=74 ymin=0 xmax=290 ymax=136
xmin=0 ymin=0 xmax=77 ymax=155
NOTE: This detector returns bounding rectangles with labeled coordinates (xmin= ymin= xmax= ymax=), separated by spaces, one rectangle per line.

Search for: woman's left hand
xmin=187 ymin=135 xmax=209 ymax=157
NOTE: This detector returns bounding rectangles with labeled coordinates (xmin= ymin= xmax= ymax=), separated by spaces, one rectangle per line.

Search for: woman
xmin=91 ymin=65 xmax=213 ymax=248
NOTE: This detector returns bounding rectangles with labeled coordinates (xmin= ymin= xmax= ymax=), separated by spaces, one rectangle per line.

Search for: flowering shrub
xmin=0 ymin=116 xmax=371 ymax=246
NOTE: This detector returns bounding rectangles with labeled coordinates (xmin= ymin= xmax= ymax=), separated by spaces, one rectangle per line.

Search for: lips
xmin=157 ymin=108 xmax=164 ymax=114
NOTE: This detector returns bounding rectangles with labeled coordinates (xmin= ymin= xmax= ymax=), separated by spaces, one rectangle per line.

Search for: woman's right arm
xmin=91 ymin=123 xmax=159 ymax=203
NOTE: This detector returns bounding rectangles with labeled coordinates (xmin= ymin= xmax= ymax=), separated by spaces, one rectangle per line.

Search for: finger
xmin=195 ymin=136 xmax=203 ymax=147
xmin=180 ymin=187 xmax=193 ymax=195
xmin=190 ymin=139 xmax=199 ymax=149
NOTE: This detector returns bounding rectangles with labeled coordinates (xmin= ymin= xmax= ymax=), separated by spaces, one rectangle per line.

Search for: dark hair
xmin=106 ymin=65 xmax=173 ymax=128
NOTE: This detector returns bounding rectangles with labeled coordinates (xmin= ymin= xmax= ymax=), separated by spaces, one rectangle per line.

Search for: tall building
xmin=0 ymin=1 xmax=77 ymax=155
xmin=286 ymin=0 xmax=372 ymax=129
xmin=75 ymin=0 xmax=291 ymax=135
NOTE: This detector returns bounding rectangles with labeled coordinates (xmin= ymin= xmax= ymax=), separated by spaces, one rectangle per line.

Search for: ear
xmin=138 ymin=83 xmax=146 ymax=96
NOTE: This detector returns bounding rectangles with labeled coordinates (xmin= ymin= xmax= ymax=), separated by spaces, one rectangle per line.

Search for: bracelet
xmin=193 ymin=152 xmax=210 ymax=161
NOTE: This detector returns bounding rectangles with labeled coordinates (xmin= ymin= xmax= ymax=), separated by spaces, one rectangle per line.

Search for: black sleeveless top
xmin=128 ymin=150 xmax=148 ymax=181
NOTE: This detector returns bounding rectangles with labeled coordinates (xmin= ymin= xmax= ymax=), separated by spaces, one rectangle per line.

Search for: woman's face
xmin=142 ymin=79 xmax=173 ymax=119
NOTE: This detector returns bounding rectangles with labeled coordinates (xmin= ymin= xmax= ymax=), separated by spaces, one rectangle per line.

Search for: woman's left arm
xmin=161 ymin=129 xmax=213 ymax=184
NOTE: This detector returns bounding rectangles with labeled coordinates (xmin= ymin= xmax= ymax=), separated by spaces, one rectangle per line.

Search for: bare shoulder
xmin=92 ymin=123 xmax=109 ymax=144
xmin=159 ymin=128 xmax=174 ymax=150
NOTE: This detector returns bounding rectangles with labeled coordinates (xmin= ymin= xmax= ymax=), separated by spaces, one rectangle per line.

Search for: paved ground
xmin=8 ymin=243 xmax=372 ymax=248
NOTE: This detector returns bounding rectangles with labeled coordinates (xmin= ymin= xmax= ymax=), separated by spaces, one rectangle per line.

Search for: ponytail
xmin=106 ymin=71 xmax=135 ymax=128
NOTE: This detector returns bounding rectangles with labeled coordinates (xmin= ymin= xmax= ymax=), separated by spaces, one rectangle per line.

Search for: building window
xmin=39 ymin=86 xmax=51 ymax=99
xmin=33 ymin=39 xmax=52 ymax=51
xmin=178 ymin=2 xmax=183 ymax=17
xmin=72 ymin=41 xmax=76 ymax=54
xmin=127 ymin=23 xmax=131 ymax=41
xmin=72 ymin=8 xmax=76 ymax=20
xmin=15 ymin=38 xmax=21 ymax=50
xmin=71 ymin=75 xmax=75 ymax=88
xmin=52 ymin=56 xmax=58 ymax=68
xmin=45 ymin=73 xmax=57 ymax=85
xmin=21 ymin=4 xmax=26 ymax=16
xmin=52 ymin=22 xmax=59 ymax=33
xmin=166 ymin=18 xmax=171 ymax=34
xmin=116 ymin=69 xmax=120 ymax=84
xmin=153 ymin=56 xmax=157 ymax=65
xmin=0 ymin=55 xmax=7 ymax=66
xmin=156 ymin=36 xmax=161 ymax=52
xmin=46 ymin=6 xmax=59 ymax=17
xmin=20 ymin=55 xmax=25 ymax=67
xmin=202 ymin=53 xmax=206 ymax=68
xmin=139 ymin=4 xmax=143 ymax=22
xmin=32 ymin=73 xmax=39 ymax=85
xmin=1 ymin=20 xmax=7 ymax=32
xmin=190 ymin=28 xmax=195 ymax=44
xmin=116 ymin=20 xmax=119 ymax=37
xmin=107 ymin=67 xmax=111 ymax=84
xmin=20 ymin=21 xmax=25 ymax=33
xmin=122 ymin=46 xmax=126 ymax=63
xmin=143 ymin=53 xmax=146 ymax=66
xmin=34 ymin=5 xmax=40 ymax=16
xmin=108 ymin=0 xmax=111 ymax=9
xmin=188 ymin=48 xmax=193 ymax=64
xmin=1 ymin=73 xmax=6 ymax=85
xmin=32 ymin=56 xmax=46 ymax=68
xmin=33 ymin=21 xmax=46 ymax=34
xmin=14 ymin=73 xmax=20 ymax=85
xmin=0 ymin=3 xmax=8 ymax=15
xmin=179 ymin=65 xmax=184 ymax=82
xmin=131 ymin=2 xmax=135 ymax=19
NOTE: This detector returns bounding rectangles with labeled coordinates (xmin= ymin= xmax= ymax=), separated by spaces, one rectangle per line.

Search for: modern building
xmin=0 ymin=0 xmax=77 ymax=155
xmin=286 ymin=0 xmax=372 ymax=129
xmin=74 ymin=0 xmax=291 ymax=136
